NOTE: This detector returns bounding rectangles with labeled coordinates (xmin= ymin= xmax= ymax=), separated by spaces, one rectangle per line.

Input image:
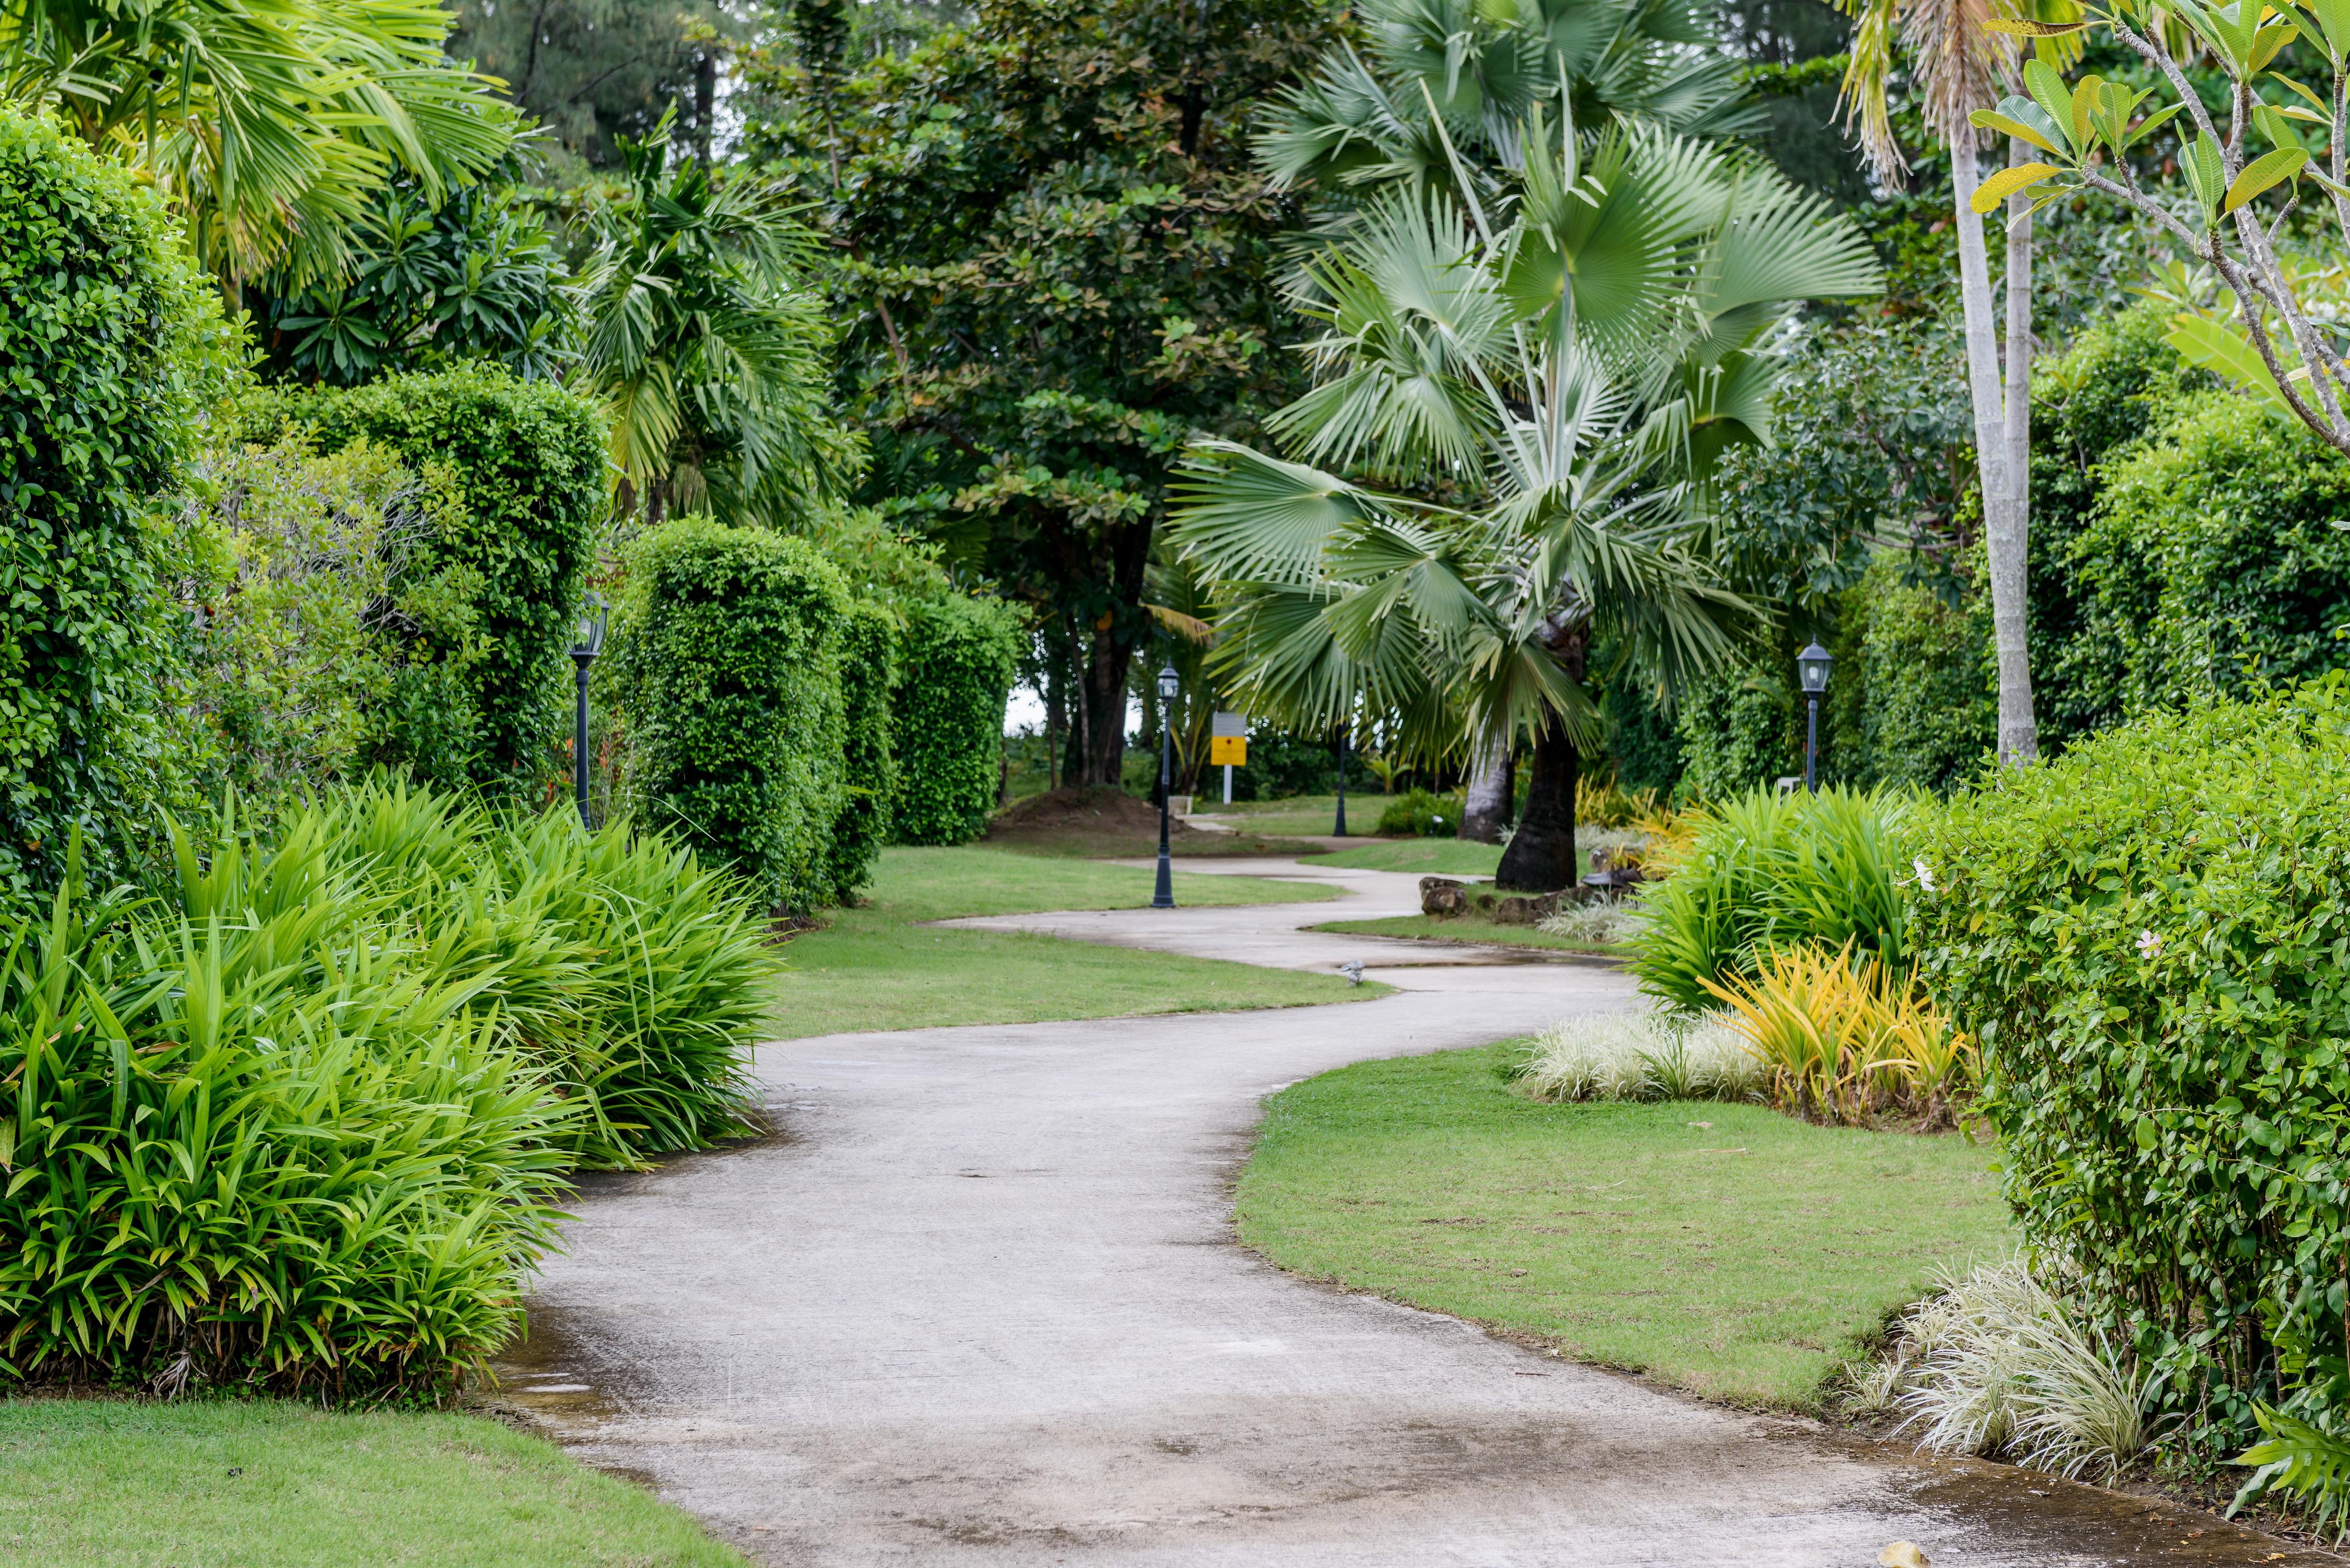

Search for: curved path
xmin=497 ymin=863 xmax=2326 ymax=1567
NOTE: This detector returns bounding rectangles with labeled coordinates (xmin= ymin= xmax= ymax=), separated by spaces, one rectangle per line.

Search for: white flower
xmin=2136 ymin=930 xmax=2161 ymax=958
xmin=1913 ymin=857 xmax=1936 ymax=893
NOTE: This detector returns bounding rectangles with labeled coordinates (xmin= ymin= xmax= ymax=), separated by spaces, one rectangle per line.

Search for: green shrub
xmin=1839 ymin=552 xmax=1994 ymax=792
xmin=615 ymin=517 xmax=851 ymax=911
xmin=829 ymin=600 xmax=901 ymax=902
xmin=180 ymin=437 xmax=477 ymax=800
xmin=227 ymin=367 xmax=606 ymax=795
xmin=0 ymin=865 xmax=572 ymax=1399
xmin=890 ymin=594 xmax=1021 ymax=845
xmin=1374 ymin=788 xmax=1462 ymax=837
xmin=0 ymin=105 xmax=234 ymax=897
xmin=1629 ymin=786 xmax=1917 ymax=1012
xmin=1914 ymin=679 xmax=2350 ymax=1455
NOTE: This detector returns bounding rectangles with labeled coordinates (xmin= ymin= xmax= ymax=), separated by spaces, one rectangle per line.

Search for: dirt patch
xmin=985 ymin=787 xmax=1327 ymax=858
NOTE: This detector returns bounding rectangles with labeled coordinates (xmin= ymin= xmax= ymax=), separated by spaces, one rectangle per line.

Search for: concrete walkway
xmin=497 ymin=864 xmax=2327 ymax=1567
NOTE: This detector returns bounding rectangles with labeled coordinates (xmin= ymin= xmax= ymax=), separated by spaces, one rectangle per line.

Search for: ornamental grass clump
xmin=1916 ymin=675 xmax=2350 ymax=1465
xmin=1514 ymin=1009 xmax=1759 ymax=1104
xmin=166 ymin=780 xmax=779 ymax=1170
xmin=1705 ymin=943 xmax=1972 ymax=1128
xmin=0 ymin=857 xmax=572 ymax=1399
xmin=1628 ymin=785 xmax=1918 ymax=1012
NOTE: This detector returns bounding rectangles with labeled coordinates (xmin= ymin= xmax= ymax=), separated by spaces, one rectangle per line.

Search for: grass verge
xmin=1236 ymin=1041 xmax=2011 ymax=1408
xmin=1310 ymin=912 xmax=1612 ymax=953
xmin=0 ymin=1398 xmax=744 ymax=1567
xmin=1298 ymin=838 xmax=1503 ymax=876
xmin=770 ymin=846 xmax=1381 ymax=1038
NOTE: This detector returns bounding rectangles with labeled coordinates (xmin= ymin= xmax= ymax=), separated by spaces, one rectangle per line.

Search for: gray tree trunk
xmin=1459 ymin=734 xmax=1512 ymax=844
xmin=1950 ymin=125 xmax=2039 ymax=768
xmin=2000 ymin=138 xmax=2038 ymax=764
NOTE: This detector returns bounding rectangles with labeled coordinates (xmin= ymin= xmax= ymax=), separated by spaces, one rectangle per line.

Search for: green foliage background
xmin=830 ymin=598 xmax=902 ymax=901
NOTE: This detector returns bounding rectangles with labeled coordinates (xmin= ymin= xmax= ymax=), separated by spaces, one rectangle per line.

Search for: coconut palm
xmin=1171 ymin=113 xmax=1883 ymax=891
xmin=1834 ymin=0 xmax=2081 ymax=765
xmin=0 ymin=0 xmax=520 ymax=294
xmin=573 ymin=115 xmax=861 ymax=528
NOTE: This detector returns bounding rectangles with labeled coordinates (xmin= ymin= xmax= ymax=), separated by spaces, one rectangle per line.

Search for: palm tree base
xmin=1493 ymin=722 xmax=1578 ymax=892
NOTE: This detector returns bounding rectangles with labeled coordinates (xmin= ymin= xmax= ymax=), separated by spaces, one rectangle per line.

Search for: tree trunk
xmin=1459 ymin=734 xmax=1512 ymax=844
xmin=1076 ymin=621 xmax=1132 ymax=787
xmin=1999 ymin=137 xmax=2039 ymax=765
xmin=693 ymin=50 xmax=718 ymax=166
xmin=1494 ymin=720 xmax=1577 ymax=892
xmin=1950 ymin=125 xmax=2039 ymax=767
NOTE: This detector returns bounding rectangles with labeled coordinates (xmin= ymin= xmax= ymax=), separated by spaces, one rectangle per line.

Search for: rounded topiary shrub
xmin=0 ymin=105 xmax=231 ymax=894
xmin=889 ymin=595 xmax=1021 ymax=845
xmin=615 ymin=517 xmax=851 ymax=911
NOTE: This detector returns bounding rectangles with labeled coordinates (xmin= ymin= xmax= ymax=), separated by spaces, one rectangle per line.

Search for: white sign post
xmin=1210 ymin=711 xmax=1246 ymax=804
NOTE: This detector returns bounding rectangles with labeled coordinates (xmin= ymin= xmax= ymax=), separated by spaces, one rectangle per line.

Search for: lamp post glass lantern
xmin=1796 ymin=641 xmax=1831 ymax=791
xmin=571 ymin=592 xmax=608 ymax=827
xmin=1153 ymin=665 xmax=1179 ymax=909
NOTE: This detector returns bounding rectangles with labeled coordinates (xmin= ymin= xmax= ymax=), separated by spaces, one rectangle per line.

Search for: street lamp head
xmin=572 ymin=591 xmax=608 ymax=660
xmin=1157 ymin=664 xmax=1179 ymax=703
xmin=1796 ymin=641 xmax=1832 ymax=695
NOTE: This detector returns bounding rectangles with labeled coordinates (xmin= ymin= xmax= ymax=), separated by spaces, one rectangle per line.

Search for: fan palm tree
xmin=1172 ymin=112 xmax=1883 ymax=890
xmin=573 ymin=115 xmax=861 ymax=528
xmin=0 ymin=0 xmax=519 ymax=295
xmin=1834 ymin=0 xmax=2082 ymax=766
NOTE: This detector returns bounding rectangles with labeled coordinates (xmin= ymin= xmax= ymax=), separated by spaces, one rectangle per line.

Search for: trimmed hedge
xmin=889 ymin=594 xmax=1021 ymax=845
xmin=1916 ymin=681 xmax=2350 ymax=1454
xmin=228 ymin=368 xmax=606 ymax=795
xmin=829 ymin=599 xmax=900 ymax=901
xmin=616 ymin=518 xmax=851 ymax=911
xmin=0 ymin=106 xmax=231 ymax=895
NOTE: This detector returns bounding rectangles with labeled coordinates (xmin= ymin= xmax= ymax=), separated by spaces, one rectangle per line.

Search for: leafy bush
xmin=180 ymin=437 xmax=476 ymax=799
xmin=828 ymin=599 xmax=900 ymax=903
xmin=1513 ymin=1009 xmax=1756 ymax=1103
xmin=227 ymin=367 xmax=606 ymax=795
xmin=0 ymin=864 xmax=572 ymax=1399
xmin=1628 ymin=787 xmax=1917 ymax=1011
xmin=1706 ymin=944 xmax=1971 ymax=1127
xmin=889 ymin=594 xmax=1021 ymax=846
xmin=1836 ymin=552 xmax=1993 ymax=793
xmin=616 ymin=517 xmax=851 ymax=911
xmin=0 ymin=104 xmax=234 ymax=897
xmin=1914 ymin=680 xmax=2350 ymax=1453
xmin=1373 ymin=788 xmax=1461 ymax=838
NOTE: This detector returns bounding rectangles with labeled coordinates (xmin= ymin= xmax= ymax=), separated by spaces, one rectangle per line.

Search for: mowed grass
xmin=0 ymin=1399 xmax=745 ymax=1568
xmin=1311 ymin=912 xmax=1608 ymax=952
xmin=1236 ymin=1041 xmax=2011 ymax=1408
xmin=769 ymin=845 xmax=1379 ymax=1038
xmin=1300 ymin=838 xmax=1504 ymax=876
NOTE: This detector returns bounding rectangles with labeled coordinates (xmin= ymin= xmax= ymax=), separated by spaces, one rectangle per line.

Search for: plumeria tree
xmin=1965 ymin=0 xmax=2350 ymax=450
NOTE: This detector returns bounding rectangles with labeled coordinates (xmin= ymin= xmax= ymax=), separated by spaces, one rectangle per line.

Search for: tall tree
xmin=448 ymin=0 xmax=736 ymax=168
xmin=573 ymin=116 xmax=861 ymax=525
xmin=742 ymin=0 xmax=1342 ymax=789
xmin=1836 ymin=0 xmax=2052 ymax=764
xmin=1174 ymin=119 xmax=1883 ymax=891
xmin=0 ymin=0 xmax=519 ymax=294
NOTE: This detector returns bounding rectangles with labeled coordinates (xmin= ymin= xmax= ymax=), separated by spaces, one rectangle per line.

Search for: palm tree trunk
xmin=1494 ymin=720 xmax=1577 ymax=892
xmin=1949 ymin=124 xmax=2038 ymax=766
xmin=1459 ymin=734 xmax=1512 ymax=843
xmin=2001 ymin=137 xmax=2038 ymax=764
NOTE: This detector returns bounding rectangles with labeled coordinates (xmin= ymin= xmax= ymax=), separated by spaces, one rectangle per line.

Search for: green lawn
xmin=0 ymin=1399 xmax=744 ymax=1567
xmin=1237 ymin=1042 xmax=2011 ymax=1408
xmin=1311 ymin=912 xmax=1609 ymax=952
xmin=769 ymin=845 xmax=1381 ymax=1038
xmin=1197 ymin=794 xmax=1352 ymax=835
xmin=1299 ymin=838 xmax=1503 ymax=876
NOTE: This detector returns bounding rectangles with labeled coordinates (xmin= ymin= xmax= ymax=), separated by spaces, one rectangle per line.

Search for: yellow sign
xmin=1209 ymin=735 xmax=1247 ymax=766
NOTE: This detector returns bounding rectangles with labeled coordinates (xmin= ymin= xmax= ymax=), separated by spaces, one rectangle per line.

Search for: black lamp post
xmin=1797 ymin=640 xmax=1832 ymax=792
xmin=1333 ymin=724 xmax=1350 ymax=837
xmin=1153 ymin=664 xmax=1178 ymax=909
xmin=571 ymin=592 xmax=608 ymax=827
